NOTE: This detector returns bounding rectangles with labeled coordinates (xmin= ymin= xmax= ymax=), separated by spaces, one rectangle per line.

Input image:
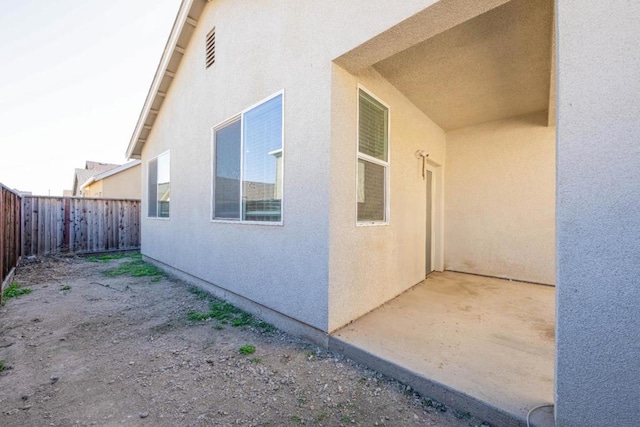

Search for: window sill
xmin=147 ymin=217 xmax=171 ymax=221
xmin=210 ymin=219 xmax=283 ymax=226
xmin=356 ymin=221 xmax=389 ymax=227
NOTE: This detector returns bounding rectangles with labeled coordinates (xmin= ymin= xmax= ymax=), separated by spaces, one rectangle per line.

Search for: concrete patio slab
xmin=329 ymin=272 xmax=555 ymax=427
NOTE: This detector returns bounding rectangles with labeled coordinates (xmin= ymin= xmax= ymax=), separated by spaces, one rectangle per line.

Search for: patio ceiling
xmin=372 ymin=0 xmax=554 ymax=131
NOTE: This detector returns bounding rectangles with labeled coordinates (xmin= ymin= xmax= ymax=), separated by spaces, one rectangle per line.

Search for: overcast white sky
xmin=0 ymin=0 xmax=182 ymax=195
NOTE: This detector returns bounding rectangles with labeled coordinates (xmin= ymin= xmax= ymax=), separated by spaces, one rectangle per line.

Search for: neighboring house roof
xmin=126 ymin=0 xmax=205 ymax=159
xmin=73 ymin=169 xmax=96 ymax=195
xmin=79 ymin=160 xmax=142 ymax=191
xmin=72 ymin=161 xmax=120 ymax=196
xmin=85 ymin=161 xmax=120 ymax=174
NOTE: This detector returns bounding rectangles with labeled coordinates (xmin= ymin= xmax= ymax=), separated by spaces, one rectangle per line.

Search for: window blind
xmin=148 ymin=158 xmax=158 ymax=217
xmin=214 ymin=119 xmax=241 ymax=219
xmin=358 ymin=90 xmax=388 ymax=161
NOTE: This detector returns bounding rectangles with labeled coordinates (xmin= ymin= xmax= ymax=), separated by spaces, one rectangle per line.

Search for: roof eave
xmin=79 ymin=177 xmax=96 ymax=191
xmin=94 ymin=160 xmax=142 ymax=182
xmin=126 ymin=0 xmax=207 ymax=160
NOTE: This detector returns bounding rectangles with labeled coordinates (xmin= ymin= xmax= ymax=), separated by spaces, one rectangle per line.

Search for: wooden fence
xmin=22 ymin=196 xmax=141 ymax=256
xmin=1 ymin=184 xmax=22 ymax=300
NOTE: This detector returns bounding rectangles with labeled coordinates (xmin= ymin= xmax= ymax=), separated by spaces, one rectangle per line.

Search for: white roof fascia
xmin=80 ymin=160 xmax=142 ymax=190
xmin=93 ymin=160 xmax=142 ymax=182
xmin=125 ymin=0 xmax=196 ymax=160
xmin=79 ymin=177 xmax=96 ymax=191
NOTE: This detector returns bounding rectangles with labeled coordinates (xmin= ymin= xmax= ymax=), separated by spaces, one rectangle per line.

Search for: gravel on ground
xmin=0 ymin=254 xmax=489 ymax=427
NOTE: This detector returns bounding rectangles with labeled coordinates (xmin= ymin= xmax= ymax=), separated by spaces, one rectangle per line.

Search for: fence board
xmin=1 ymin=188 xmax=5 ymax=288
xmin=1 ymin=185 xmax=22 ymax=301
xmin=81 ymin=199 xmax=88 ymax=253
xmin=21 ymin=196 xmax=140 ymax=257
xmin=56 ymin=198 xmax=64 ymax=252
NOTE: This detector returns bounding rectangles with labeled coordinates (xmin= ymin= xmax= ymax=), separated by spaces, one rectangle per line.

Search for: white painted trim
xmin=146 ymin=150 xmax=171 ymax=220
xmin=79 ymin=160 xmax=142 ymax=191
xmin=356 ymin=221 xmax=389 ymax=228
xmin=280 ymin=90 xmax=286 ymax=225
xmin=78 ymin=177 xmax=96 ymax=191
xmin=210 ymin=90 xmax=285 ymax=226
xmin=242 ymin=90 xmax=285 ymax=117
xmin=425 ymin=158 xmax=444 ymax=272
xmin=126 ymin=0 xmax=195 ymax=159
xmin=210 ymin=219 xmax=283 ymax=226
xmin=356 ymin=84 xmax=390 ymax=226
xmin=357 ymin=152 xmax=388 ymax=167
xmin=92 ymin=160 xmax=141 ymax=182
xmin=209 ymin=121 xmax=215 ymax=222
xmin=239 ymin=95 xmax=246 ymax=219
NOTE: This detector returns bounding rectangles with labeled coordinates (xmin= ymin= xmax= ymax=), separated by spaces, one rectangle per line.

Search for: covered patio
xmin=330 ymin=272 xmax=555 ymax=427
xmin=328 ymin=1 xmax=556 ymax=424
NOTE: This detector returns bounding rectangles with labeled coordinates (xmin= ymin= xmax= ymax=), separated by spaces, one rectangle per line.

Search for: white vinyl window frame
xmin=210 ymin=90 xmax=285 ymax=226
xmin=147 ymin=150 xmax=171 ymax=220
xmin=356 ymin=85 xmax=390 ymax=226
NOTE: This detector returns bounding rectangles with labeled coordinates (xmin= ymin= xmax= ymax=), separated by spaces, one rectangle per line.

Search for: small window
xmin=213 ymin=92 xmax=283 ymax=223
xmin=357 ymin=88 xmax=389 ymax=224
xmin=148 ymin=151 xmax=170 ymax=218
xmin=206 ymin=27 xmax=215 ymax=68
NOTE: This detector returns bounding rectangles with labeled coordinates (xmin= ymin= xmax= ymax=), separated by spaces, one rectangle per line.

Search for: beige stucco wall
xmin=328 ymin=65 xmax=447 ymax=331
xmin=83 ymin=180 xmax=103 ymax=198
xmin=444 ymin=112 xmax=555 ymax=284
xmin=139 ymin=0 xmax=554 ymax=333
xmin=139 ymin=0 xmax=445 ymax=332
xmin=101 ymin=164 xmax=141 ymax=199
xmin=82 ymin=165 xmax=141 ymax=199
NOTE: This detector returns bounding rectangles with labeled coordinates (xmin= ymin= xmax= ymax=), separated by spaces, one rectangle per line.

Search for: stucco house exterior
xmin=79 ymin=160 xmax=142 ymax=199
xmin=71 ymin=161 xmax=120 ymax=196
xmin=126 ymin=0 xmax=640 ymax=425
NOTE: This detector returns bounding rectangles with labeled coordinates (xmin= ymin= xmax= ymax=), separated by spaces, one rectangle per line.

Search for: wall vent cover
xmin=206 ymin=27 xmax=215 ymax=68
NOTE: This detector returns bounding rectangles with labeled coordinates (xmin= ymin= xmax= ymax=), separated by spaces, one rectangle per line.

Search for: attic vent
xmin=206 ymin=27 xmax=215 ymax=68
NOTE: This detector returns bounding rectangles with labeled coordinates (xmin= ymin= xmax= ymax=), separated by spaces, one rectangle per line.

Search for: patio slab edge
xmin=328 ymin=335 xmax=550 ymax=427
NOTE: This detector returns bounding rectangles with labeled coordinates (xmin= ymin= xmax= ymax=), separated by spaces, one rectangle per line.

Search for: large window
xmin=213 ymin=92 xmax=283 ymax=223
xmin=357 ymin=88 xmax=389 ymax=224
xmin=148 ymin=151 xmax=170 ymax=218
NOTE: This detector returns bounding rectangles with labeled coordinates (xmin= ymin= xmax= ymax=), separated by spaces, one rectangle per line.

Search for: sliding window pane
xmin=214 ymin=119 xmax=242 ymax=219
xmin=242 ymin=94 xmax=283 ymax=222
xmin=157 ymin=152 xmax=170 ymax=218
xmin=357 ymin=159 xmax=385 ymax=222
xmin=147 ymin=159 xmax=158 ymax=217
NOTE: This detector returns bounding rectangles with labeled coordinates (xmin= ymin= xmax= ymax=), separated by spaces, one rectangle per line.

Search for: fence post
xmin=0 ymin=189 xmax=5 ymax=305
xmin=64 ymin=197 xmax=70 ymax=253
xmin=15 ymin=193 xmax=21 ymax=265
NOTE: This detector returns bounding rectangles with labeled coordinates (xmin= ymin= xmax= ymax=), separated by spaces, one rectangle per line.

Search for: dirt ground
xmin=0 ymin=255 xmax=489 ymax=427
